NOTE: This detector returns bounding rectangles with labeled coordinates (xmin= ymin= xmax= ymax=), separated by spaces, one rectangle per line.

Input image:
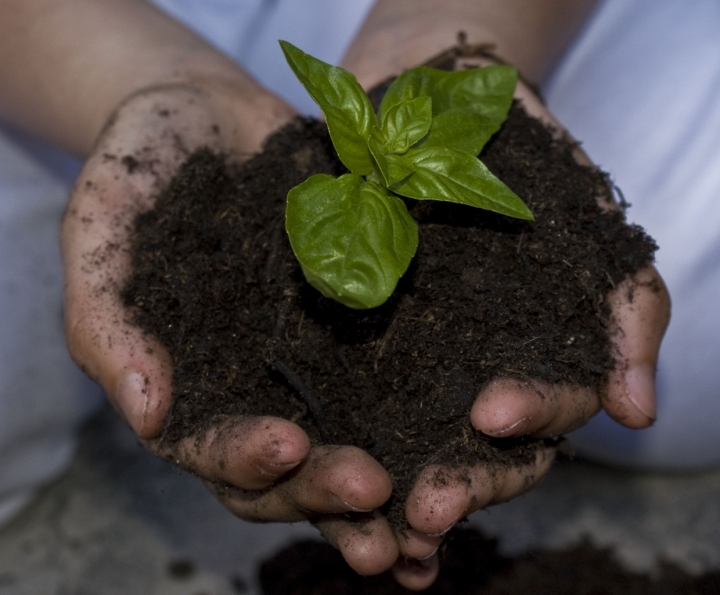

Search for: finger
xmin=491 ymin=443 xmax=557 ymax=503
xmin=470 ymin=377 xmax=600 ymax=438
xmin=392 ymin=552 xmax=440 ymax=591
xmin=154 ymin=416 xmax=310 ymax=490
xmin=290 ymin=446 xmax=393 ymax=513
xmin=62 ymin=153 xmax=174 ymax=440
xmin=315 ymin=512 xmax=399 ymax=576
xmin=604 ymin=266 xmax=671 ymax=428
xmin=206 ymin=445 xmax=392 ymax=522
xmin=393 ymin=527 xmax=443 ymax=561
xmin=406 ymin=446 xmax=555 ymax=536
xmin=61 ymin=88 xmax=236 ymax=439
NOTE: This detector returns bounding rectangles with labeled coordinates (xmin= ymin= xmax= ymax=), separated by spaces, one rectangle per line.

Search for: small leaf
xmin=280 ymin=40 xmax=375 ymax=175
xmin=394 ymin=146 xmax=534 ymax=220
xmin=420 ymin=110 xmax=498 ymax=155
xmin=368 ymin=134 xmax=415 ymax=187
xmin=380 ymin=96 xmax=432 ymax=154
xmin=286 ymin=174 xmax=419 ymax=309
xmin=380 ymin=65 xmax=517 ymax=155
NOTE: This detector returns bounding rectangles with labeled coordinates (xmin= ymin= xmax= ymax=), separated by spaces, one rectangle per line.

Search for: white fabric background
xmin=0 ymin=130 xmax=103 ymax=524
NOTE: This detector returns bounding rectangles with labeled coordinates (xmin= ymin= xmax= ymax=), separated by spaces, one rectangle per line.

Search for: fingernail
xmin=417 ymin=547 xmax=439 ymax=561
xmin=115 ymin=371 xmax=149 ymax=436
xmin=625 ymin=365 xmax=657 ymax=421
xmin=256 ymin=460 xmax=301 ymax=477
xmin=484 ymin=416 xmax=531 ymax=438
xmin=427 ymin=522 xmax=456 ymax=537
xmin=330 ymin=494 xmax=374 ymax=513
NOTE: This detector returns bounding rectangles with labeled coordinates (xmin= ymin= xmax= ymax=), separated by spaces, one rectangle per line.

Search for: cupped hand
xmin=397 ymin=267 xmax=669 ymax=589
xmin=60 ymin=82 xmax=394 ymax=572
xmin=60 ymin=70 xmax=670 ymax=593
xmin=377 ymin=66 xmax=671 ymax=590
xmin=469 ymin=77 xmax=671 ymax=438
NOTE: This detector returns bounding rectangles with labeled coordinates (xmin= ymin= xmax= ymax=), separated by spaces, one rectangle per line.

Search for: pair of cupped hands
xmin=61 ymin=68 xmax=669 ymax=590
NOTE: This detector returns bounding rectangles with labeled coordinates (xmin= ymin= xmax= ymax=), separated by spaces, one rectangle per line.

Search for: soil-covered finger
xmin=286 ymin=445 xmax=392 ymax=514
xmin=202 ymin=444 xmax=392 ymax=522
xmin=314 ymin=512 xmax=399 ymax=576
xmin=155 ymin=416 xmax=310 ymax=490
xmin=62 ymin=89 xmax=232 ymax=437
xmin=405 ymin=465 xmax=495 ymax=536
xmin=62 ymin=167 xmax=174 ymax=439
xmin=490 ymin=445 xmax=556 ymax=504
xmin=605 ymin=266 xmax=671 ymax=428
xmin=471 ymin=377 xmax=600 ymax=438
xmin=406 ymin=442 xmax=555 ymax=535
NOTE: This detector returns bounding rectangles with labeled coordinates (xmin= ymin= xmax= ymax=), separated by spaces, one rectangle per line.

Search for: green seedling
xmin=280 ymin=40 xmax=533 ymax=309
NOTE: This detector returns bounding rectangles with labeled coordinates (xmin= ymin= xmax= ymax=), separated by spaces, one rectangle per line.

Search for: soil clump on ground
xmin=122 ymin=102 xmax=656 ymax=526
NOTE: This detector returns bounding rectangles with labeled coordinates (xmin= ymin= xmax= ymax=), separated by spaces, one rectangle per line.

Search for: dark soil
xmin=258 ymin=527 xmax=720 ymax=595
xmin=122 ymin=102 xmax=656 ymax=525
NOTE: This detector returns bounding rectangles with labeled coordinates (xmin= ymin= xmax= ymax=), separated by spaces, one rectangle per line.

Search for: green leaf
xmin=280 ymin=40 xmax=375 ymax=175
xmin=394 ymin=146 xmax=534 ymax=220
xmin=380 ymin=96 xmax=432 ymax=154
xmin=368 ymin=133 xmax=415 ymax=187
xmin=286 ymin=174 xmax=419 ymax=309
xmin=380 ymin=65 xmax=517 ymax=155
xmin=421 ymin=111 xmax=500 ymax=155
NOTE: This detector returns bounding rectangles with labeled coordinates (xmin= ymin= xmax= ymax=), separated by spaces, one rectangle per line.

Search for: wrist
xmin=341 ymin=0 xmax=519 ymax=89
xmin=124 ymin=50 xmax=297 ymax=156
xmin=341 ymin=0 xmax=599 ymax=90
xmin=0 ymin=0 xmax=295 ymax=157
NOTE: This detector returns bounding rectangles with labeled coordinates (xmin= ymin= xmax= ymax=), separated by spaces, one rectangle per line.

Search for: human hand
xmin=61 ymin=82 xmax=400 ymax=573
xmin=369 ymin=116 xmax=669 ymax=594
xmin=325 ymin=45 xmax=669 ymax=588
xmin=58 ymin=81 xmax=577 ymax=595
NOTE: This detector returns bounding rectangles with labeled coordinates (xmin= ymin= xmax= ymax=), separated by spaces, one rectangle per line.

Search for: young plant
xmin=280 ymin=40 xmax=533 ymax=309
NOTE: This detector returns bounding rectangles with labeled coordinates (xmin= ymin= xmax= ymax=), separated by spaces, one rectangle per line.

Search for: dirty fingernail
xmin=330 ymin=494 xmax=374 ymax=513
xmin=427 ymin=522 xmax=456 ymax=537
xmin=484 ymin=416 xmax=531 ymax=438
xmin=115 ymin=371 xmax=149 ymax=437
xmin=625 ymin=365 xmax=657 ymax=421
xmin=256 ymin=460 xmax=301 ymax=477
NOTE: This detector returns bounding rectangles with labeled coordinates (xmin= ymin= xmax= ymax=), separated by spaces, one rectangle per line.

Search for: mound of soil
xmin=257 ymin=527 xmax=720 ymax=595
xmin=122 ymin=101 xmax=656 ymax=525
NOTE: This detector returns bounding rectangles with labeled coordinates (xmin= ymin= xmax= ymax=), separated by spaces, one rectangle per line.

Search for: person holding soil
xmin=0 ymin=0 xmax=672 ymax=590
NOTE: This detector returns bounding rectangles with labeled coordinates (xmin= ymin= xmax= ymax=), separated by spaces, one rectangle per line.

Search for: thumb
xmin=62 ymin=148 xmax=173 ymax=440
xmin=603 ymin=265 xmax=671 ymax=428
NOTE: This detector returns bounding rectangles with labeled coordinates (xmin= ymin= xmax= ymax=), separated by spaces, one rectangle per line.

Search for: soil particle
xmin=121 ymin=154 xmax=140 ymax=174
xmin=122 ymin=103 xmax=656 ymax=526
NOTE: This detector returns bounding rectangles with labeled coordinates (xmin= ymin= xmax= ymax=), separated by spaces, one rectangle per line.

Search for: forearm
xmin=0 ymin=0 xmax=292 ymax=156
xmin=342 ymin=0 xmax=599 ymax=89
